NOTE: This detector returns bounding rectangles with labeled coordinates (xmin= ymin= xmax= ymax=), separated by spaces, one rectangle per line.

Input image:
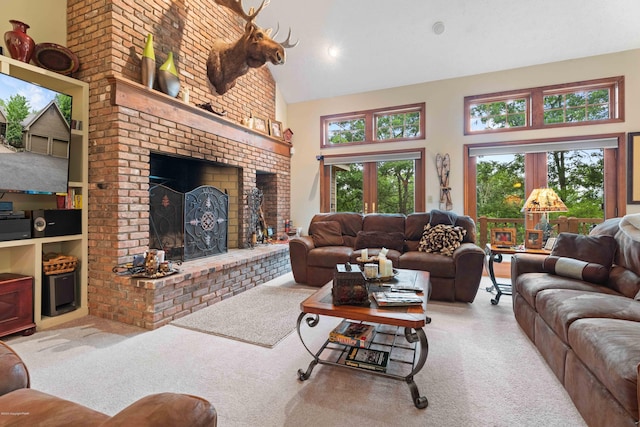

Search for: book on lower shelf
xmin=328 ymin=320 xmax=375 ymax=348
xmin=372 ymin=291 xmax=423 ymax=307
xmin=345 ymin=347 xmax=389 ymax=372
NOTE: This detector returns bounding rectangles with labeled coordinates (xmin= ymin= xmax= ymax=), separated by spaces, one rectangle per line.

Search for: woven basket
xmin=43 ymin=253 xmax=78 ymax=275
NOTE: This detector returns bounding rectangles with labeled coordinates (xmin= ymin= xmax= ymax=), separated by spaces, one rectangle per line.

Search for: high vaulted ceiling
xmin=248 ymin=0 xmax=640 ymax=104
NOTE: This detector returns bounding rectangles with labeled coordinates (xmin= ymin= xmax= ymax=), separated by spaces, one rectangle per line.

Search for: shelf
xmin=0 ymin=55 xmax=89 ymax=332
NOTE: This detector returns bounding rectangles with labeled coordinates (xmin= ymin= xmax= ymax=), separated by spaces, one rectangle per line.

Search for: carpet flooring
xmin=4 ymin=274 xmax=586 ymax=426
xmin=171 ymin=284 xmax=315 ymax=348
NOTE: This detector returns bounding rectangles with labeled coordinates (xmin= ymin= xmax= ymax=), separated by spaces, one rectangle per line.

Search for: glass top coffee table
xmin=296 ymin=269 xmax=431 ymax=409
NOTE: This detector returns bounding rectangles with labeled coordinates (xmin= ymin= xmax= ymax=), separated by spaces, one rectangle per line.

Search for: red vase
xmin=4 ymin=20 xmax=36 ymax=63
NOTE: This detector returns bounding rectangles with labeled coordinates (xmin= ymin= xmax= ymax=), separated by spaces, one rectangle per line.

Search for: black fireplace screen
xmin=150 ymin=184 xmax=228 ymax=261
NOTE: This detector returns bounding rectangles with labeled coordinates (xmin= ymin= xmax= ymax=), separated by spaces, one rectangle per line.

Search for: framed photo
xmin=252 ymin=115 xmax=268 ymax=134
xmin=543 ymin=237 xmax=557 ymax=251
xmin=269 ymin=119 xmax=283 ymax=139
xmin=628 ymin=132 xmax=640 ymax=204
xmin=525 ymin=229 xmax=544 ymax=249
xmin=490 ymin=227 xmax=516 ymax=246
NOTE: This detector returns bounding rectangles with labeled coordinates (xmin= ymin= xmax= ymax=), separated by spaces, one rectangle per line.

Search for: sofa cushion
xmin=309 ymin=221 xmax=344 ymax=247
xmin=417 ymin=223 xmax=466 ymax=256
xmin=535 ymin=289 xmax=640 ymax=344
xmin=567 ymin=318 xmax=640 ymax=418
xmin=514 ymin=272 xmax=618 ymax=310
xmin=543 ymin=256 xmax=610 ymax=284
xmin=544 ymin=233 xmax=616 ymax=284
xmin=354 ymin=231 xmax=405 ymax=252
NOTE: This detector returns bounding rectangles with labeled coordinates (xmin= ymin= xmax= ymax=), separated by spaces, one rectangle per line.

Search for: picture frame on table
xmin=490 ymin=227 xmax=516 ymax=246
xmin=252 ymin=115 xmax=268 ymax=134
xmin=269 ymin=119 xmax=283 ymax=139
xmin=525 ymin=229 xmax=544 ymax=249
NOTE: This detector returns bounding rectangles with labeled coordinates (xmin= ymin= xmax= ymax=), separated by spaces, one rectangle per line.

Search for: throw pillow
xmin=418 ymin=223 xmax=466 ymax=256
xmin=309 ymin=221 xmax=344 ymax=247
xmin=543 ymin=232 xmax=616 ymax=284
xmin=354 ymin=231 xmax=405 ymax=252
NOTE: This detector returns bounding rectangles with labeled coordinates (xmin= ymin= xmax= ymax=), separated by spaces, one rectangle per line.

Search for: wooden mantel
xmin=107 ymin=75 xmax=292 ymax=157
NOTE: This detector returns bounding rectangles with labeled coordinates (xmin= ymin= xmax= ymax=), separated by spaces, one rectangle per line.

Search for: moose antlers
xmin=207 ymin=0 xmax=298 ymax=95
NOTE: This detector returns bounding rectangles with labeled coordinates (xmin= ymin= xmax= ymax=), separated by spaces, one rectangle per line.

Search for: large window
xmin=320 ymin=149 xmax=425 ymax=214
xmin=463 ymin=134 xmax=626 ymax=225
xmin=321 ymin=103 xmax=425 ymax=148
xmin=464 ymin=76 xmax=624 ymax=135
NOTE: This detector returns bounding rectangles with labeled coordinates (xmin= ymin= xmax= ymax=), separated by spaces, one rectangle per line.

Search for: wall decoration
xmin=253 ymin=115 xmax=268 ymax=134
xmin=141 ymin=33 xmax=155 ymax=89
xmin=491 ymin=227 xmax=516 ymax=246
xmin=436 ymin=153 xmax=452 ymax=210
xmin=283 ymin=128 xmax=294 ymax=143
xmin=269 ymin=120 xmax=283 ymax=139
xmin=206 ymin=0 xmax=298 ymax=95
xmin=525 ymin=229 xmax=543 ymax=249
xmin=158 ymin=51 xmax=180 ymax=97
xmin=628 ymin=132 xmax=640 ymax=204
xmin=4 ymin=20 xmax=35 ymax=63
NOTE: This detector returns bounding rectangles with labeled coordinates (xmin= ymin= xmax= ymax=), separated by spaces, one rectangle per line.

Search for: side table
xmin=484 ymin=244 xmax=550 ymax=305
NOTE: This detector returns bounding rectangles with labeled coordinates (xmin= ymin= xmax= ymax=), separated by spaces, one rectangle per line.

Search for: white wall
xmin=0 ymin=1 xmax=67 ymax=48
xmin=287 ymin=49 xmax=640 ymax=231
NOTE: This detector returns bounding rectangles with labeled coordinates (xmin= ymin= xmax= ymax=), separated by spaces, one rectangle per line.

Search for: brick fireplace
xmin=67 ymin=0 xmax=292 ymax=328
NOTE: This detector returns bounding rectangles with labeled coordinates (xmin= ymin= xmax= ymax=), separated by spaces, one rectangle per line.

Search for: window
xmin=464 ymin=76 xmax=624 ymax=134
xmin=321 ymin=103 xmax=425 ymax=147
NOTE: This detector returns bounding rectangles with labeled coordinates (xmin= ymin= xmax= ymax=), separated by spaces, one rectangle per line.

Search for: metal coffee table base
xmin=296 ymin=312 xmax=431 ymax=409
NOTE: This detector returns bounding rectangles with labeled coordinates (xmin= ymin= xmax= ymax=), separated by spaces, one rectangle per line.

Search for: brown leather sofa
xmin=0 ymin=340 xmax=217 ymax=426
xmin=289 ymin=210 xmax=485 ymax=302
xmin=512 ymin=216 xmax=640 ymax=427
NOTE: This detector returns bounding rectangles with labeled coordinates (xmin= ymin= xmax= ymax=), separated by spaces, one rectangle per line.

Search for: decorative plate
xmin=33 ymin=43 xmax=80 ymax=75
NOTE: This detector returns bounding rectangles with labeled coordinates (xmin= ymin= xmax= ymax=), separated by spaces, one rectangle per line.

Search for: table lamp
xmin=521 ymin=187 xmax=568 ymax=243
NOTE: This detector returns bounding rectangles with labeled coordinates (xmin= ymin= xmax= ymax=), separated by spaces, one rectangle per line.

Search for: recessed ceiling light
xmin=327 ymin=46 xmax=339 ymax=58
xmin=432 ymin=21 xmax=445 ymax=35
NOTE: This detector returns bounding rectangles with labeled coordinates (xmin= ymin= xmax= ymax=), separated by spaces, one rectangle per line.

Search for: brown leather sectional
xmin=0 ymin=340 xmax=217 ymax=426
xmin=512 ymin=217 xmax=640 ymax=427
xmin=289 ymin=210 xmax=485 ymax=302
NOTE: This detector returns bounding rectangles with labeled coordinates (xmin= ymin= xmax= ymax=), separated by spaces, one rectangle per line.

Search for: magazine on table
xmin=328 ymin=320 xmax=375 ymax=347
xmin=372 ymin=291 xmax=423 ymax=307
xmin=345 ymin=346 xmax=389 ymax=372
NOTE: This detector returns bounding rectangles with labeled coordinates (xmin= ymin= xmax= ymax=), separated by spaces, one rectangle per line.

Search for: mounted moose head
xmin=207 ymin=0 xmax=298 ymax=95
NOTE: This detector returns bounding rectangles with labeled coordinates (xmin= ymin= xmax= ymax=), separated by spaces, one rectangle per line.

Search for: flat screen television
xmin=0 ymin=71 xmax=72 ymax=194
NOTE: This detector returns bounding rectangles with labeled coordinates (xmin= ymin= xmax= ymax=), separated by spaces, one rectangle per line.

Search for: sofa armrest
xmin=511 ymin=253 xmax=547 ymax=279
xmin=289 ymin=236 xmax=316 ymax=284
xmin=0 ymin=341 xmax=30 ymax=396
xmin=101 ymin=392 xmax=217 ymax=427
xmin=452 ymin=243 xmax=486 ymax=302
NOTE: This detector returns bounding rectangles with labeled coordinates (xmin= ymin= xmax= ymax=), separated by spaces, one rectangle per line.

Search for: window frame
xmin=464 ymin=76 xmax=624 ymax=135
xmin=321 ymin=102 xmax=425 ymax=148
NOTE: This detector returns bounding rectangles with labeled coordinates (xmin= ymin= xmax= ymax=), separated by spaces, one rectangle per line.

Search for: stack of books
xmin=328 ymin=320 xmax=375 ymax=348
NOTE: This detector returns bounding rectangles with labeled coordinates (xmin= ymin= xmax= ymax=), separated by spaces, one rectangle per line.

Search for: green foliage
xmin=476 ymin=154 xmax=525 ymax=218
xmin=328 ymin=118 xmax=365 ymax=144
xmin=376 ymin=112 xmax=420 ymax=140
xmin=55 ymin=93 xmax=72 ymax=124
xmin=5 ymin=94 xmax=30 ymax=148
xmin=335 ymin=163 xmax=363 ymax=212
xmin=470 ymin=98 xmax=527 ymax=130
xmin=376 ymin=160 xmax=414 ymax=214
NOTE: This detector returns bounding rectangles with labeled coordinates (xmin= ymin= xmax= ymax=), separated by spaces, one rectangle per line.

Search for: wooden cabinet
xmin=0 ymin=56 xmax=88 ymax=330
xmin=0 ymin=273 xmax=36 ymax=337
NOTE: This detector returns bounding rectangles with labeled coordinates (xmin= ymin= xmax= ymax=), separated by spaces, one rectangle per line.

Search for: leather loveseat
xmin=0 ymin=340 xmax=217 ymax=426
xmin=289 ymin=210 xmax=485 ymax=303
xmin=511 ymin=216 xmax=640 ymax=427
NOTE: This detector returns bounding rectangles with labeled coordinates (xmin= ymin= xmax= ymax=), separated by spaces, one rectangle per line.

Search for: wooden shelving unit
xmin=0 ymin=55 xmax=88 ymax=330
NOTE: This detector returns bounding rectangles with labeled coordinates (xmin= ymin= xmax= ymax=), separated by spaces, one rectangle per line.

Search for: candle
xmin=361 ymin=248 xmax=368 ymax=261
xmin=380 ymin=258 xmax=392 ymax=277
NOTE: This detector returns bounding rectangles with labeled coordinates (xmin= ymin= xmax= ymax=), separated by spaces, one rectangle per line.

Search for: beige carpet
xmin=4 ymin=274 xmax=587 ymax=426
xmin=171 ymin=284 xmax=315 ymax=348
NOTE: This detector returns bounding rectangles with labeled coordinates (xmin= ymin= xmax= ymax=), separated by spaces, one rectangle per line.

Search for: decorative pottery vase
xmin=157 ymin=51 xmax=180 ymax=97
xmin=4 ymin=20 xmax=36 ymax=63
xmin=141 ymin=33 xmax=155 ymax=89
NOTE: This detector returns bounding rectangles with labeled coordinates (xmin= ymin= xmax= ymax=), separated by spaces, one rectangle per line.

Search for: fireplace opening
xmin=149 ymin=153 xmax=240 ymax=259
